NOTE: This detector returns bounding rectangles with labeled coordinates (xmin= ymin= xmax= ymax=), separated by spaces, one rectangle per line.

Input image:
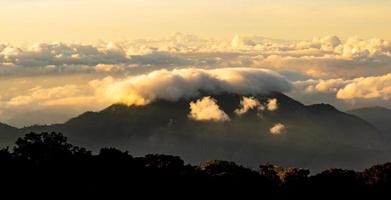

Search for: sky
xmin=1 ymin=0 xmax=391 ymax=44
xmin=1 ymin=0 xmax=391 ymax=127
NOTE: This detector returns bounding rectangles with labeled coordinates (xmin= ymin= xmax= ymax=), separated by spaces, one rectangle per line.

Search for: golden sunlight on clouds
xmin=97 ymin=68 xmax=291 ymax=106
xmin=270 ymin=123 xmax=286 ymax=135
xmin=234 ymin=97 xmax=263 ymax=116
xmin=188 ymin=96 xmax=230 ymax=122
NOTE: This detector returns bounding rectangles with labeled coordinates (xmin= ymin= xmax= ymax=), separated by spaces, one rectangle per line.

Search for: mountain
xmin=0 ymin=123 xmax=20 ymax=147
xmin=348 ymin=107 xmax=391 ymax=134
xmin=18 ymin=92 xmax=388 ymax=172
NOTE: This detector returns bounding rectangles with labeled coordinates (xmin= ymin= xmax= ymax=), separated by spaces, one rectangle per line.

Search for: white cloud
xmin=270 ymin=123 xmax=286 ymax=135
xmin=234 ymin=96 xmax=278 ymax=116
xmin=3 ymin=33 xmax=391 ymax=126
xmin=293 ymin=73 xmax=391 ymax=101
xmin=2 ymin=34 xmax=391 ymax=79
xmin=188 ymin=96 xmax=230 ymax=122
xmin=0 ymin=67 xmax=291 ymax=126
xmin=98 ymin=67 xmax=292 ymax=106
xmin=234 ymin=96 xmax=264 ymax=116
xmin=267 ymin=98 xmax=278 ymax=111
xmin=336 ymin=74 xmax=391 ymax=100
xmin=294 ymin=78 xmax=349 ymax=93
xmin=95 ymin=64 xmax=124 ymax=72
xmin=7 ymin=85 xmax=84 ymax=106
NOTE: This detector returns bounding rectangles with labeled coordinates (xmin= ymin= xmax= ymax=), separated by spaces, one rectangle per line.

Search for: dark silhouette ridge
xmin=0 ymin=132 xmax=390 ymax=197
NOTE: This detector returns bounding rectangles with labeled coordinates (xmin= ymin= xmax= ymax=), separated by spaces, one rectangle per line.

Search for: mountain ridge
xmin=0 ymin=122 xmax=20 ymax=147
xmin=348 ymin=107 xmax=391 ymax=134
xmin=5 ymin=92 xmax=385 ymax=172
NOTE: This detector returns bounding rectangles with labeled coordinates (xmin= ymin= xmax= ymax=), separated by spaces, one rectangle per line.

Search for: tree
xmin=278 ymin=167 xmax=310 ymax=192
xmin=200 ymin=160 xmax=259 ymax=178
xmin=142 ymin=154 xmax=185 ymax=174
xmin=259 ymin=163 xmax=282 ymax=186
xmin=310 ymin=169 xmax=362 ymax=193
xmin=13 ymin=132 xmax=90 ymax=164
xmin=361 ymin=162 xmax=391 ymax=191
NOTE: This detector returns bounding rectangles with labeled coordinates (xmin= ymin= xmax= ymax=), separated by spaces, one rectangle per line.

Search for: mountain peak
xmin=306 ymin=103 xmax=338 ymax=112
xmin=6 ymin=93 xmax=386 ymax=172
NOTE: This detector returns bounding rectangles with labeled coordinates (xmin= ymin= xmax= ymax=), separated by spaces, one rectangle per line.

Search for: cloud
xmin=188 ymin=96 xmax=230 ymax=122
xmin=293 ymin=73 xmax=391 ymax=101
xmin=294 ymin=79 xmax=349 ymax=93
xmin=270 ymin=123 xmax=286 ymax=135
xmin=336 ymin=74 xmax=391 ymax=100
xmin=0 ymin=67 xmax=290 ymax=126
xmin=95 ymin=64 xmax=124 ymax=72
xmin=2 ymin=34 xmax=391 ymax=79
xmin=7 ymin=85 xmax=85 ymax=106
xmin=267 ymin=98 xmax=278 ymax=111
xmin=3 ymin=33 xmax=391 ymax=126
xmin=98 ymin=67 xmax=292 ymax=106
xmin=234 ymin=96 xmax=264 ymax=116
xmin=0 ymin=42 xmax=127 ymax=67
xmin=234 ymin=96 xmax=278 ymax=116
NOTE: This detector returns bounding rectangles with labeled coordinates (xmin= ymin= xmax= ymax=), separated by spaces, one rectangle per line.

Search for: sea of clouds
xmin=2 ymin=33 xmax=391 ymax=126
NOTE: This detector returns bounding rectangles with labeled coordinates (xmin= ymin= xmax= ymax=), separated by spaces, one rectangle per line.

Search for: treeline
xmin=1 ymin=132 xmax=391 ymax=196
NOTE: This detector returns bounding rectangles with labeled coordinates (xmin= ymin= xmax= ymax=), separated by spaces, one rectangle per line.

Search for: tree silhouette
xmin=361 ymin=162 xmax=391 ymax=192
xmin=0 ymin=131 xmax=391 ymax=196
xmin=13 ymin=132 xmax=90 ymax=164
xmin=259 ymin=163 xmax=282 ymax=186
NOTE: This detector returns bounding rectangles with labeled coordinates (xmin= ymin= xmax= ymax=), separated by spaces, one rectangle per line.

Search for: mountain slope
xmin=0 ymin=123 xmax=20 ymax=147
xmin=348 ymin=107 xmax=391 ymax=134
xmin=20 ymin=92 xmax=387 ymax=172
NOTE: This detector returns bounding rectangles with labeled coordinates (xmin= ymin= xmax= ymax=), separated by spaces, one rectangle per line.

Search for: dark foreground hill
xmin=12 ymin=92 xmax=388 ymax=172
xmin=1 ymin=132 xmax=391 ymax=197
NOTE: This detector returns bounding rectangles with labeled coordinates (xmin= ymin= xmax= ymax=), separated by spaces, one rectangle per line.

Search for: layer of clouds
xmin=294 ymin=73 xmax=391 ymax=101
xmin=2 ymin=33 xmax=391 ymax=79
xmin=188 ymin=97 xmax=230 ymax=122
xmin=2 ymin=33 xmax=391 ymax=126
xmin=336 ymin=74 xmax=391 ymax=100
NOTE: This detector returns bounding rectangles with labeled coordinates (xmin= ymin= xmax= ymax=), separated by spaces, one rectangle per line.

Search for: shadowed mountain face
xmin=15 ymin=92 xmax=389 ymax=172
xmin=348 ymin=107 xmax=391 ymax=134
xmin=0 ymin=123 xmax=20 ymax=147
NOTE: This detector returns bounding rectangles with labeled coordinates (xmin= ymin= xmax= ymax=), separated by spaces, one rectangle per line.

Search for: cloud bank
xmin=98 ymin=67 xmax=292 ymax=106
xmin=2 ymin=33 xmax=391 ymax=126
xmin=2 ymin=33 xmax=391 ymax=79
xmin=294 ymin=73 xmax=391 ymax=101
xmin=336 ymin=74 xmax=391 ymax=100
